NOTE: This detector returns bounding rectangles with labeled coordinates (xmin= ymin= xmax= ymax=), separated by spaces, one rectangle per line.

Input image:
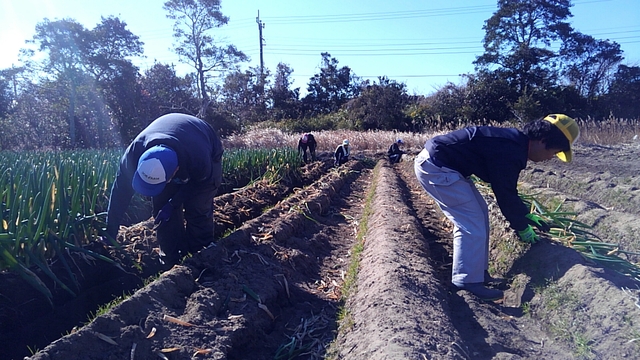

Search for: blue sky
xmin=1 ymin=0 xmax=639 ymax=96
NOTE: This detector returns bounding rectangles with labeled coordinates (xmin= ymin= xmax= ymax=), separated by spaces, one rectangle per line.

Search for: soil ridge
xmin=26 ymin=161 xmax=366 ymax=360
xmin=334 ymin=161 xmax=462 ymax=359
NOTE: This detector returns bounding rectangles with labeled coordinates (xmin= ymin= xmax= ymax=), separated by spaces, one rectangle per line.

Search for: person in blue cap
xmin=414 ymin=114 xmax=579 ymax=301
xmin=106 ymin=113 xmax=224 ymax=267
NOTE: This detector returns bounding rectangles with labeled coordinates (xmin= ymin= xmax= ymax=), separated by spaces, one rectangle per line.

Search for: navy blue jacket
xmin=424 ymin=126 xmax=530 ymax=231
xmin=106 ymin=113 xmax=223 ymax=237
xmin=297 ymin=134 xmax=317 ymax=150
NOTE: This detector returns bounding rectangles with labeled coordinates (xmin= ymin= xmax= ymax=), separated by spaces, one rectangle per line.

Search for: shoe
xmin=453 ymin=282 xmax=504 ymax=301
xmin=484 ymin=270 xmax=506 ymax=287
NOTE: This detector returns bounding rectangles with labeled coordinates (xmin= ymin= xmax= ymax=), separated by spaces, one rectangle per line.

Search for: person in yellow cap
xmin=414 ymin=114 xmax=579 ymax=301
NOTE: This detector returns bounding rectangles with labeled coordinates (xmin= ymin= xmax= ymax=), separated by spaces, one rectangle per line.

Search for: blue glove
xmin=517 ymin=225 xmax=539 ymax=244
xmin=525 ymin=213 xmax=550 ymax=232
xmin=154 ymin=202 xmax=174 ymax=225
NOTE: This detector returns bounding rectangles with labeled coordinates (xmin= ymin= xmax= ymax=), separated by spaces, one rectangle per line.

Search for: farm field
xmin=3 ymin=141 xmax=640 ymax=360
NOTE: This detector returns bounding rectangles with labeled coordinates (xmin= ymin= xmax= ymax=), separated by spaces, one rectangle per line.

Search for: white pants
xmin=414 ymin=149 xmax=489 ymax=285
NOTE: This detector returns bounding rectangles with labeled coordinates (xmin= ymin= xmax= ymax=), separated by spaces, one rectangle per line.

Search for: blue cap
xmin=132 ymin=145 xmax=178 ymax=196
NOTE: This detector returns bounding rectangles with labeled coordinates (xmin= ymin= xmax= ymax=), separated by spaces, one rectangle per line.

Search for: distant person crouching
xmin=388 ymin=139 xmax=405 ymax=163
xmin=334 ymin=139 xmax=350 ymax=166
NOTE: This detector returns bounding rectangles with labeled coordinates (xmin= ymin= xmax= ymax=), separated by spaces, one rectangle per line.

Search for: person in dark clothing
xmin=334 ymin=139 xmax=350 ymax=166
xmin=106 ymin=113 xmax=224 ymax=267
xmin=414 ymin=114 xmax=579 ymax=300
xmin=387 ymin=139 xmax=405 ymax=163
xmin=298 ymin=133 xmax=317 ymax=163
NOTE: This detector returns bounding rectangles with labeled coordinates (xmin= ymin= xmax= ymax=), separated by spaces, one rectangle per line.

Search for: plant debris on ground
xmin=2 ymin=144 xmax=640 ymax=360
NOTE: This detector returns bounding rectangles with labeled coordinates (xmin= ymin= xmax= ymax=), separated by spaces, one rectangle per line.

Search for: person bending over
xmin=106 ymin=113 xmax=223 ymax=267
xmin=298 ymin=133 xmax=317 ymax=163
xmin=414 ymin=114 xmax=579 ymax=300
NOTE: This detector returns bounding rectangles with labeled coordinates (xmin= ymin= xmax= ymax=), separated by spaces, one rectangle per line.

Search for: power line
xmin=267 ymin=40 xmax=482 ymax=48
xmin=290 ymin=74 xmax=462 ymax=78
xmin=266 ymin=50 xmax=481 ymax=57
xmin=262 ymin=7 xmax=495 ymax=25
xmin=129 ymin=0 xmax=638 ymax=82
xmin=135 ymin=26 xmax=639 ymax=63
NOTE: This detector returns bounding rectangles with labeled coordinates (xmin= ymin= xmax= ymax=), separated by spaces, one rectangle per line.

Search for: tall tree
xmin=163 ymin=0 xmax=248 ymax=117
xmin=220 ymin=66 xmax=268 ymax=126
xmin=560 ymin=32 xmax=622 ymax=101
xmin=346 ymin=76 xmax=409 ymax=130
xmin=5 ymin=79 xmax=72 ymax=149
xmin=85 ymin=16 xmax=144 ymax=147
xmin=0 ymin=66 xmax=25 ymax=101
xmin=268 ymin=62 xmax=300 ymax=120
xmin=0 ymin=71 xmax=12 ymax=119
xmin=303 ymin=53 xmax=361 ymax=115
xmin=460 ymin=70 xmax=515 ymax=122
xmin=474 ymin=0 xmax=573 ymax=94
xmin=84 ymin=16 xmax=143 ymax=83
xmin=21 ymin=17 xmax=145 ymax=148
xmin=423 ymin=82 xmax=469 ymax=126
xmin=136 ymin=63 xmax=198 ymax=140
xmin=100 ymin=62 xmax=144 ymax=145
xmin=28 ymin=18 xmax=89 ymax=147
xmin=606 ymin=65 xmax=640 ymax=119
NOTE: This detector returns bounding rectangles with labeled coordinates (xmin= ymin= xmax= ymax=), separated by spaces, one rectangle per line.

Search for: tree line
xmin=1 ymin=0 xmax=638 ymax=150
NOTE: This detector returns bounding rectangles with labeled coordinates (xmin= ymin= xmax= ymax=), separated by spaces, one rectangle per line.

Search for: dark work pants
xmin=152 ymin=182 xmax=218 ymax=265
xmin=300 ymin=144 xmax=316 ymax=163
xmin=335 ymin=154 xmax=348 ymax=166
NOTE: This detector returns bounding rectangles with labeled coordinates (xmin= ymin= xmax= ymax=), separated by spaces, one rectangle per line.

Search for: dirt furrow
xmin=333 ymin=161 xmax=461 ymax=359
xmin=26 ymin=160 xmax=369 ymax=360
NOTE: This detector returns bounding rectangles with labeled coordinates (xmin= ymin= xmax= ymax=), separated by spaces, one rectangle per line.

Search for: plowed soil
xmin=4 ymin=142 xmax=640 ymax=360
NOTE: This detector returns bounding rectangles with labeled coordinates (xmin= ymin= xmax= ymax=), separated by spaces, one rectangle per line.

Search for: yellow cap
xmin=543 ymin=114 xmax=580 ymax=162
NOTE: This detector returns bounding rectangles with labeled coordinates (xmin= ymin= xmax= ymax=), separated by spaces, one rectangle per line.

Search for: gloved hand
xmin=154 ymin=202 xmax=174 ymax=225
xmin=525 ymin=213 xmax=550 ymax=232
xmin=97 ymin=235 xmax=111 ymax=246
xmin=517 ymin=225 xmax=539 ymax=244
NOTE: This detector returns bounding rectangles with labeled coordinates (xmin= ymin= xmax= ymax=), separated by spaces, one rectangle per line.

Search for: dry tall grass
xmin=223 ymin=128 xmax=442 ymax=154
xmin=222 ymin=117 xmax=639 ymax=153
xmin=575 ymin=117 xmax=640 ymax=145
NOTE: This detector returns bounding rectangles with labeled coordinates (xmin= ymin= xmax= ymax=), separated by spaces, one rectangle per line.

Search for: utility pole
xmin=256 ymin=10 xmax=266 ymax=109
xmin=256 ymin=10 xmax=265 ymax=78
